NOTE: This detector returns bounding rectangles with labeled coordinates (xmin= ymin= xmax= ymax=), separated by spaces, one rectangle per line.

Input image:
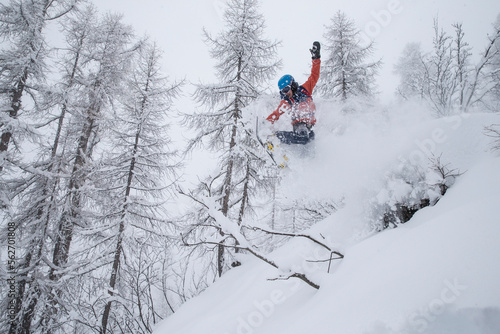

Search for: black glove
xmin=310 ymin=41 xmax=321 ymax=59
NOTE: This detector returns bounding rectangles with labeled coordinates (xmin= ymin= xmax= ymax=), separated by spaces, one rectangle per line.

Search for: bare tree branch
xmin=180 ymin=233 xmax=321 ymax=290
xmin=244 ymin=224 xmax=344 ymax=259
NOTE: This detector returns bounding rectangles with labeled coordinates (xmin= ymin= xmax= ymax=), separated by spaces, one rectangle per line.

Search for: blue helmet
xmin=278 ymin=74 xmax=295 ymax=90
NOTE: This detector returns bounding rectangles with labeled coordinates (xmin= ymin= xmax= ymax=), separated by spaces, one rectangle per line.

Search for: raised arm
xmin=301 ymin=58 xmax=321 ymax=94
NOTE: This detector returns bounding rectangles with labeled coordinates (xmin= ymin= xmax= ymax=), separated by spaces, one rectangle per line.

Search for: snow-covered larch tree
xmin=94 ymin=41 xmax=182 ymax=334
xmin=0 ymin=0 xmax=82 ymax=174
xmin=318 ymin=11 xmax=381 ymax=101
xmin=2 ymin=6 xmax=100 ymax=334
xmin=40 ymin=12 xmax=138 ymax=332
xmin=394 ymin=42 xmax=427 ymax=100
xmin=181 ymin=0 xmax=281 ymax=278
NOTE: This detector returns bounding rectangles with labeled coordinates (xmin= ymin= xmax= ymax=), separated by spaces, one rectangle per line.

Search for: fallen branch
xmin=268 ymin=272 xmax=320 ymax=290
xmin=181 ymin=233 xmax=320 ymax=290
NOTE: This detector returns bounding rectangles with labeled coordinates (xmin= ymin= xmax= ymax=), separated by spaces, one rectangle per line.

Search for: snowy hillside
xmin=153 ymin=102 xmax=500 ymax=334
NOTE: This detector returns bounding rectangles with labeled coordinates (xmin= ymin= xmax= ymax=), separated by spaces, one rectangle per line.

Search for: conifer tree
xmin=319 ymin=11 xmax=381 ymax=100
xmin=394 ymin=43 xmax=427 ymax=100
xmin=40 ymin=12 xmax=137 ymax=331
xmin=96 ymin=41 xmax=181 ymax=334
xmin=182 ymin=0 xmax=280 ymax=278
xmin=1 ymin=3 xmax=184 ymax=332
xmin=1 ymin=4 xmax=90 ymax=334
xmin=0 ymin=0 xmax=81 ymax=174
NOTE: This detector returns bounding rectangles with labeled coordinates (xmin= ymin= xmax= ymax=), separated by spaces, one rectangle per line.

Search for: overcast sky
xmin=93 ymin=0 xmax=499 ymax=102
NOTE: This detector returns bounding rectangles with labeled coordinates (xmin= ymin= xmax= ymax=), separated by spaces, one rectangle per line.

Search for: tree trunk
xmin=237 ymin=161 xmax=251 ymax=227
xmin=0 ymin=69 xmax=28 ymax=173
xmin=43 ymin=107 xmax=97 ymax=331
xmin=100 ymin=221 xmax=125 ymax=334
xmin=0 ymin=0 xmax=52 ymax=172
xmin=218 ymin=120 xmax=238 ymax=276
xmin=11 ymin=57 xmax=76 ymax=333
xmin=51 ymin=114 xmax=95 ymax=278
xmin=101 ymin=128 xmax=140 ymax=334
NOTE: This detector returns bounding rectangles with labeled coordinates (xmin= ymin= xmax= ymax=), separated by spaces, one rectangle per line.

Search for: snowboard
xmin=275 ymin=130 xmax=315 ymax=145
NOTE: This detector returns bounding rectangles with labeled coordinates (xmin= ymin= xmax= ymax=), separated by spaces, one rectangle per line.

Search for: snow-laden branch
xmin=179 ymin=190 xmax=326 ymax=289
xmin=243 ymin=224 xmax=344 ymax=259
xmin=180 ymin=233 xmax=320 ymax=290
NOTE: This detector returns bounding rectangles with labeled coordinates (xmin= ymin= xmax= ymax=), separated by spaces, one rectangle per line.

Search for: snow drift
xmin=154 ymin=100 xmax=500 ymax=334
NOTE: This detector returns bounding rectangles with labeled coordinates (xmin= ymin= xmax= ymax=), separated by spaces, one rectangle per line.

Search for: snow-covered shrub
xmin=426 ymin=154 xmax=463 ymax=196
xmin=370 ymin=155 xmax=462 ymax=230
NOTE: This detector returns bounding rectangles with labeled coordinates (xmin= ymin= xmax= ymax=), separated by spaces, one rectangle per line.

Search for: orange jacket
xmin=267 ymin=58 xmax=321 ymax=126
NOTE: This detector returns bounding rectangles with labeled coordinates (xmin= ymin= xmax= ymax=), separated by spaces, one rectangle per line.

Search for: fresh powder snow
xmin=153 ymin=99 xmax=500 ymax=334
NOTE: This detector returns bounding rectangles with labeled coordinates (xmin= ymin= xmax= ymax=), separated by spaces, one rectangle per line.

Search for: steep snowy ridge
xmin=154 ymin=104 xmax=500 ymax=334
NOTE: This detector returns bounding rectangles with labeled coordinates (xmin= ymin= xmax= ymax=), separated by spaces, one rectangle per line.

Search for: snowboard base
xmin=275 ymin=130 xmax=315 ymax=145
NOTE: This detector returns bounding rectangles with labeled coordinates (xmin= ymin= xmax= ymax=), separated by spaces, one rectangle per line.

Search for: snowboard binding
xmin=275 ymin=122 xmax=315 ymax=145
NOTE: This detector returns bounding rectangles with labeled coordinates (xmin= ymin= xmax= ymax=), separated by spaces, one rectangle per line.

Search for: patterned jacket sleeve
xmin=266 ymin=99 xmax=290 ymax=123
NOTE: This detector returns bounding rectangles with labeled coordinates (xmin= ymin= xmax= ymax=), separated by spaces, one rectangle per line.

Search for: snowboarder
xmin=266 ymin=41 xmax=321 ymax=144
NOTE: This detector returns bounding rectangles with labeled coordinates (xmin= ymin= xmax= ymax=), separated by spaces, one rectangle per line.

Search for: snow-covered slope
xmin=154 ymin=103 xmax=500 ymax=334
